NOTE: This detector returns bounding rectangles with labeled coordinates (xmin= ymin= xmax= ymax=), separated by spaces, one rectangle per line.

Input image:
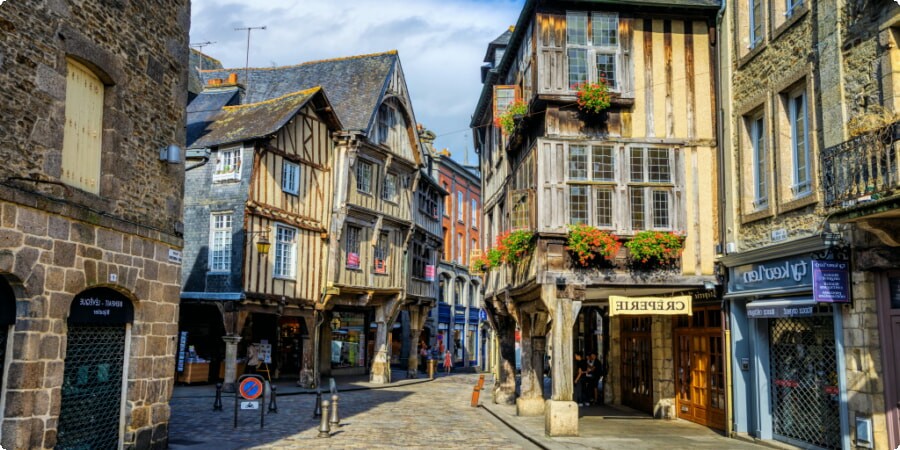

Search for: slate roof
xmin=199 ymin=51 xmax=397 ymax=133
xmin=186 ymin=87 xmax=241 ymax=147
xmin=191 ymin=87 xmax=332 ymax=149
xmin=188 ymin=49 xmax=224 ymax=95
xmin=483 ymin=28 xmax=513 ymax=63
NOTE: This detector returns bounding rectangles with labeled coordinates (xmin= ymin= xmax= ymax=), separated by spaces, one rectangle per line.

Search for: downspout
xmin=185 ymin=148 xmax=211 ymax=171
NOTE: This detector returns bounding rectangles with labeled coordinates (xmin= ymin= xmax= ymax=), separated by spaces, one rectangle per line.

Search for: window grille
xmin=356 ymin=160 xmax=373 ymax=193
xmin=569 ymin=186 xmax=589 ymax=224
xmin=210 ymin=213 xmax=232 ymax=272
xmin=282 ymin=161 xmax=300 ymax=195
xmin=769 ymin=314 xmax=841 ymax=450
xmin=346 ymin=225 xmax=361 ymax=269
xmin=382 ymin=173 xmax=398 ymax=202
xmin=57 ymin=325 xmax=126 ymax=449
xmin=569 ymin=145 xmax=589 ymax=180
xmin=274 ymin=225 xmax=296 ymax=278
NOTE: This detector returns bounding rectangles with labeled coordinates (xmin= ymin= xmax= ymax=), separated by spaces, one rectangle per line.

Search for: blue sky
xmin=190 ymin=0 xmax=525 ymax=164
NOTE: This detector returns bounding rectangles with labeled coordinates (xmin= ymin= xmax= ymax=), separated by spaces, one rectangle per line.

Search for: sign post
xmin=234 ymin=374 xmax=266 ymax=428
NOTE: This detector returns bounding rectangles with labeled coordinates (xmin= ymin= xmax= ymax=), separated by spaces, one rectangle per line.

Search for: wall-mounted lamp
xmin=159 ymin=144 xmax=182 ymax=164
xmin=255 ymin=231 xmax=271 ymax=255
xmin=823 ymin=232 xmax=843 ymax=248
xmin=555 ymin=277 xmax=566 ymax=290
xmin=330 ymin=315 xmax=341 ymax=332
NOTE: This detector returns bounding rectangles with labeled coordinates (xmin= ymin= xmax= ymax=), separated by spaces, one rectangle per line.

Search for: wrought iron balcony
xmin=822 ymin=122 xmax=900 ymax=208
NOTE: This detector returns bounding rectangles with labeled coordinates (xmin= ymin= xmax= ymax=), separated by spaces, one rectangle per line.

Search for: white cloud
xmin=190 ymin=0 xmax=524 ymax=162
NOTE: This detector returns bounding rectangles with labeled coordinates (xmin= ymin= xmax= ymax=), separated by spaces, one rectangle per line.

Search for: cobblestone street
xmin=168 ymin=373 xmax=536 ymax=449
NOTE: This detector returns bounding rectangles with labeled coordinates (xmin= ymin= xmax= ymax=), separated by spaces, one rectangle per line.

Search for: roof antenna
xmin=190 ymin=41 xmax=216 ymax=71
xmin=234 ymin=25 xmax=266 ymax=98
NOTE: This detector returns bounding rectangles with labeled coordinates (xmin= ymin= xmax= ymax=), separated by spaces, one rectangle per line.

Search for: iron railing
xmin=822 ymin=122 xmax=900 ymax=207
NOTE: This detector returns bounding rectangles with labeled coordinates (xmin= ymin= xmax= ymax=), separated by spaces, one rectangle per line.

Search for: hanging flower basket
xmin=494 ymin=100 xmax=528 ymax=135
xmin=574 ymin=79 xmax=611 ymax=114
xmin=470 ymin=252 xmax=490 ymax=274
xmin=624 ymin=231 xmax=685 ymax=268
xmin=496 ymin=229 xmax=534 ymax=265
xmin=566 ymin=224 xmax=621 ymax=268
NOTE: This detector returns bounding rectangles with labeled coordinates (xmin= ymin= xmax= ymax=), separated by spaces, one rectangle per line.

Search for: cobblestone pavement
xmin=168 ymin=373 xmax=536 ymax=449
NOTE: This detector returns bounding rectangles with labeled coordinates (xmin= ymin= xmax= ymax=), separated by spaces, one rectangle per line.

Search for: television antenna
xmin=189 ymin=41 xmax=217 ymax=71
xmin=235 ymin=26 xmax=266 ymax=98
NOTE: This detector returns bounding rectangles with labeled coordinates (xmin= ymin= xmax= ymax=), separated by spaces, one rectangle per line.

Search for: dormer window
xmin=494 ymin=48 xmax=505 ymax=67
xmin=213 ymin=145 xmax=242 ymax=182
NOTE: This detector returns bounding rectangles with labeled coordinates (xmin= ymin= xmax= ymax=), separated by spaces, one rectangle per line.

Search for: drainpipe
xmin=185 ymin=148 xmax=211 ymax=171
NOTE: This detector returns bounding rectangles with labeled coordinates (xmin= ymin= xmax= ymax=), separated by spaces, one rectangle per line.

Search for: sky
xmin=189 ymin=0 xmax=525 ymax=165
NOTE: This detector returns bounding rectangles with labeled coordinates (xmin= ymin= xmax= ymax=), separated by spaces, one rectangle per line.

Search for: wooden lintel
xmin=261 ymin=143 xmax=330 ymax=172
xmin=246 ymin=202 xmax=325 ymax=233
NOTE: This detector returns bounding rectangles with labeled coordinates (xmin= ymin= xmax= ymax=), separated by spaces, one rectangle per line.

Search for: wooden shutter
xmin=62 ymin=59 xmax=103 ymax=194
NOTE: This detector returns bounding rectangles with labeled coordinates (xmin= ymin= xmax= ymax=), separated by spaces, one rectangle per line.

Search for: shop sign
xmin=729 ymin=255 xmax=811 ymax=294
xmin=176 ymin=331 xmax=189 ymax=372
xmin=69 ymin=288 xmax=134 ymax=325
xmin=346 ymin=252 xmax=360 ymax=269
xmin=812 ymin=260 xmax=850 ymax=303
xmin=374 ymin=258 xmax=387 ymax=274
xmin=609 ymin=295 xmax=692 ymax=316
xmin=424 ymin=265 xmax=436 ymax=281
xmin=746 ymin=302 xmax=814 ymax=318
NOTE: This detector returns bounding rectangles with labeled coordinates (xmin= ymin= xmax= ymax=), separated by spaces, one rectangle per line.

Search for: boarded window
xmin=62 ymin=58 xmax=104 ymax=194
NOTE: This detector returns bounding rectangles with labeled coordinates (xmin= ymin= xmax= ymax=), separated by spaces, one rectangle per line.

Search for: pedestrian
xmin=573 ymin=352 xmax=586 ymax=406
xmin=597 ymin=356 xmax=608 ymax=406
xmin=443 ymin=349 xmax=453 ymax=374
xmin=585 ymin=352 xmax=598 ymax=404
xmin=245 ymin=343 xmax=259 ymax=375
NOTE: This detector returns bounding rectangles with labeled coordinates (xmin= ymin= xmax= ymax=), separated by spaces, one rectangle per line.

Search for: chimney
xmin=207 ymin=78 xmax=223 ymax=87
xmin=226 ymin=73 xmax=238 ymax=85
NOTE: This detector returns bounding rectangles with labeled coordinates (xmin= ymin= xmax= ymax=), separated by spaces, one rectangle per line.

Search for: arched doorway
xmin=57 ymin=287 xmax=134 ymax=449
xmin=0 ymin=277 xmax=17 ymax=389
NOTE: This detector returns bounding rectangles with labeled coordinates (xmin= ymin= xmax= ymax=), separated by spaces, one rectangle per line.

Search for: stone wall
xmin=651 ymin=316 xmax=675 ymax=419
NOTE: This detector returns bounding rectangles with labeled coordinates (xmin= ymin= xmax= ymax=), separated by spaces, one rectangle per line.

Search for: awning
xmin=746 ymin=298 xmax=816 ymax=319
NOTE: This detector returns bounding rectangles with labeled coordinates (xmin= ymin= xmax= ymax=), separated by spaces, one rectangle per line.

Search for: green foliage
xmin=494 ymin=100 xmax=528 ymax=135
xmin=566 ymin=224 xmax=621 ymax=267
xmin=624 ymin=231 xmax=685 ymax=264
xmin=574 ymin=80 xmax=611 ymax=114
xmin=496 ymin=229 xmax=534 ymax=264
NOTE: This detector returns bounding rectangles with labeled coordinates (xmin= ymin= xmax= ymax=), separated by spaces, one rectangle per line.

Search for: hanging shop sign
xmin=812 ymin=260 xmax=850 ymax=303
xmin=609 ymin=295 xmax=692 ymax=316
xmin=176 ymin=331 xmax=189 ymax=372
xmin=69 ymin=288 xmax=134 ymax=325
xmin=728 ymin=255 xmax=812 ymax=294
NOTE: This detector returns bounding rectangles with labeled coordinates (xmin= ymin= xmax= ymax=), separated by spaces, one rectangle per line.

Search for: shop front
xmin=329 ymin=311 xmax=368 ymax=374
xmin=724 ymin=239 xmax=850 ymax=450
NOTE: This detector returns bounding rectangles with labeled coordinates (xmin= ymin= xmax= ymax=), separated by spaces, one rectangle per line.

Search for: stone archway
xmin=57 ymin=287 xmax=134 ymax=449
xmin=0 ymin=276 xmax=17 ymax=394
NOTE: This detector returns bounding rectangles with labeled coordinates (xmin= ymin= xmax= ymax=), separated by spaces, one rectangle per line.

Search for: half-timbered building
xmin=472 ymin=0 xmax=722 ymax=436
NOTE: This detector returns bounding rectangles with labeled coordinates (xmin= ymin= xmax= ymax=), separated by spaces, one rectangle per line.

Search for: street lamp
xmin=330 ymin=315 xmax=341 ymax=332
xmin=255 ymin=231 xmax=271 ymax=255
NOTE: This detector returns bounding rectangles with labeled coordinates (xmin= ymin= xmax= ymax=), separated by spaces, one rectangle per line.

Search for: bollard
xmin=329 ymin=394 xmax=340 ymax=427
xmin=268 ymin=385 xmax=278 ymax=413
xmin=317 ymin=400 xmax=331 ymax=438
xmin=471 ymin=374 xmax=486 ymax=407
xmin=313 ymin=389 xmax=322 ymax=418
xmin=213 ymin=383 xmax=223 ymax=411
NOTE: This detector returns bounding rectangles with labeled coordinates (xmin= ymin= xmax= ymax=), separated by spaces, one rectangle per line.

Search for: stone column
xmin=493 ymin=314 xmax=517 ymax=405
xmin=517 ymin=311 xmax=545 ymax=416
xmin=298 ymin=314 xmax=316 ymax=387
xmin=370 ymin=298 xmax=399 ymax=384
xmin=407 ymin=328 xmax=421 ymax=378
xmin=222 ymin=335 xmax=242 ymax=393
xmin=544 ymin=284 xmax=578 ymax=436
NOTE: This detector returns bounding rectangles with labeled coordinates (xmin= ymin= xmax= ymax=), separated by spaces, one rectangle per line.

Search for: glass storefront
xmin=331 ymin=312 xmax=366 ymax=369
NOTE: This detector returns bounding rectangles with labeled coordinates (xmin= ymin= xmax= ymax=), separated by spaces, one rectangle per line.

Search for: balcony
xmin=822 ymin=122 xmax=900 ymax=209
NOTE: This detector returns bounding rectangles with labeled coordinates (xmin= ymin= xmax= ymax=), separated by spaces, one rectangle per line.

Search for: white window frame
xmin=382 ymin=172 xmax=399 ymax=203
xmin=457 ymin=191 xmax=465 ymax=222
xmin=356 ymin=159 xmax=374 ymax=194
xmin=457 ymin=233 xmax=464 ymax=265
xmin=566 ymin=11 xmax=621 ymax=92
xmin=209 ymin=213 xmax=232 ymax=272
xmin=213 ymin=145 xmax=242 ymax=182
xmin=273 ymin=224 xmax=297 ymax=279
xmin=627 ymin=147 xmax=675 ymax=231
xmin=789 ymin=91 xmax=810 ymax=197
xmin=750 ymin=115 xmax=768 ymax=209
xmin=282 ymin=160 xmax=300 ymax=195
xmin=470 ymin=199 xmax=478 ymax=228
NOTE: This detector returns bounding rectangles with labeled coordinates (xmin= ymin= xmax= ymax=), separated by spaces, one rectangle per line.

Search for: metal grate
xmin=57 ymin=325 xmax=126 ymax=450
xmin=769 ymin=315 xmax=841 ymax=450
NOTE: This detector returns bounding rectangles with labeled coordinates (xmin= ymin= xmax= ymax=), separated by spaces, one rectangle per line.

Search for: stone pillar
xmin=517 ymin=311 xmax=545 ymax=416
xmin=222 ymin=335 xmax=242 ymax=393
xmin=319 ymin=320 xmax=332 ymax=378
xmin=408 ymin=328 xmax=422 ymax=377
xmin=493 ymin=314 xmax=517 ymax=405
xmin=370 ymin=298 xmax=399 ymax=384
xmin=297 ymin=313 xmax=316 ymax=387
xmin=544 ymin=284 xmax=578 ymax=436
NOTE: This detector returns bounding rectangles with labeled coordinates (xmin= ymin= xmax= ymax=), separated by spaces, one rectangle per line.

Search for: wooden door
xmin=621 ymin=316 xmax=653 ymax=413
xmin=675 ymin=308 xmax=726 ymax=430
xmin=879 ymin=274 xmax=900 ymax=450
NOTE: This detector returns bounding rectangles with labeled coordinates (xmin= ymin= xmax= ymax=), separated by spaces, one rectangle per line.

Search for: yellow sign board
xmin=609 ymin=295 xmax=693 ymax=316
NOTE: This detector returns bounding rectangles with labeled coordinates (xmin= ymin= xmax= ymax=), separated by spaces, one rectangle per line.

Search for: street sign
xmin=239 ymin=377 xmax=263 ymax=400
xmin=240 ymin=401 xmax=259 ymax=410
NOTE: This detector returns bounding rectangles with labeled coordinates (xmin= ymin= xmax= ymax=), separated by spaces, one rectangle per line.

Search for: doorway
xmin=878 ymin=274 xmax=900 ymax=450
xmin=621 ymin=316 xmax=653 ymax=413
xmin=674 ymin=306 xmax=726 ymax=430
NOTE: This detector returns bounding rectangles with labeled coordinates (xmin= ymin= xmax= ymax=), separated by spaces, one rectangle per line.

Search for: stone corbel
xmin=857 ymin=219 xmax=900 ymax=247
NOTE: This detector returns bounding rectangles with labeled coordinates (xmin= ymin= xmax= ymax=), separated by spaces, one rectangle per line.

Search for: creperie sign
xmin=609 ymin=295 xmax=692 ymax=316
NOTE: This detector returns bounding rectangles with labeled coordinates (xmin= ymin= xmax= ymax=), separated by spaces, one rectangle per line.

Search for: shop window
xmin=62 ymin=58 xmax=104 ymax=194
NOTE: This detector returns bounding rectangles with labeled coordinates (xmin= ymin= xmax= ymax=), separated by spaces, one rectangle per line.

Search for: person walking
xmin=585 ymin=352 xmax=599 ymax=404
xmin=573 ymin=352 xmax=586 ymax=406
xmin=443 ymin=349 xmax=453 ymax=374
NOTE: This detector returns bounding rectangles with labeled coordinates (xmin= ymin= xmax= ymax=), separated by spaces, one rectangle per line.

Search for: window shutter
xmin=62 ymin=59 xmax=103 ymax=194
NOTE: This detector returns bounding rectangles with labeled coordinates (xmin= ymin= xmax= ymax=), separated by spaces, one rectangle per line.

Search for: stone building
xmin=719 ymin=0 xmax=900 ymax=448
xmin=473 ymin=0 xmax=721 ymax=437
xmin=0 ymin=1 xmax=189 ymax=449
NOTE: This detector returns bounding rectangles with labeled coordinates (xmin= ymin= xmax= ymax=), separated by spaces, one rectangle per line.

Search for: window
xmin=374 ymin=231 xmax=390 ymax=274
xmin=457 ymin=233 xmax=464 ymax=264
xmin=789 ymin=91 xmax=810 ymax=196
xmin=494 ymin=86 xmax=517 ymax=116
xmin=346 ymin=225 xmax=361 ymax=269
xmin=411 ymin=242 xmax=432 ymax=279
xmin=214 ymin=146 xmax=242 ymax=182
xmin=356 ymin=159 xmax=373 ymax=194
xmin=750 ymin=115 xmax=768 ymax=208
xmin=470 ymin=199 xmax=478 ymax=228
xmin=628 ymin=147 xmax=675 ymax=230
xmin=786 ymin=0 xmax=804 ymax=17
xmin=595 ymin=188 xmax=613 ymax=227
xmin=282 ymin=161 xmax=300 ymax=195
xmin=749 ymin=0 xmax=763 ymax=48
xmin=377 ymin=104 xmax=393 ymax=144
xmin=569 ymin=186 xmax=589 ymax=224
xmin=209 ymin=213 xmax=232 ymax=272
xmin=274 ymin=225 xmax=297 ymax=278
xmin=418 ymin=188 xmax=439 ymax=218
xmin=382 ymin=172 xmax=399 ymax=202
xmin=568 ymin=145 xmax=588 ymax=180
xmin=62 ymin=58 xmax=104 ymax=194
xmin=592 ymin=146 xmax=615 ymax=181
xmin=567 ymin=11 xmax=620 ymax=90
xmin=443 ymin=183 xmax=451 ymax=216
xmin=457 ymin=191 xmax=465 ymax=221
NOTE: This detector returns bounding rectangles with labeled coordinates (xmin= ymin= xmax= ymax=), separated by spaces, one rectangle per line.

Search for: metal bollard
xmin=312 ymin=389 xmax=322 ymax=418
xmin=268 ymin=385 xmax=278 ymax=413
xmin=329 ymin=394 xmax=340 ymax=427
xmin=317 ymin=400 xmax=331 ymax=438
xmin=213 ymin=383 xmax=223 ymax=411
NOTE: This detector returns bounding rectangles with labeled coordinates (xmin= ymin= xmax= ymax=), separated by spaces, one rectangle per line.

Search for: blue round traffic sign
xmin=239 ymin=377 xmax=263 ymax=400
